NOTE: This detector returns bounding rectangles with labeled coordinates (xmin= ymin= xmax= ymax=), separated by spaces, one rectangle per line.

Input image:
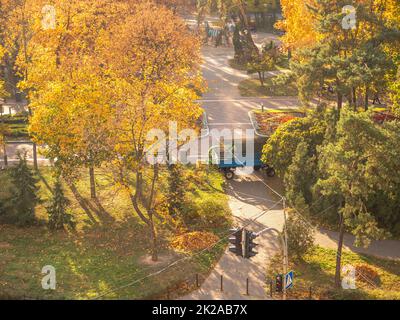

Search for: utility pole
xmin=282 ymin=197 xmax=289 ymax=300
xmin=255 ymin=223 xmax=288 ymax=299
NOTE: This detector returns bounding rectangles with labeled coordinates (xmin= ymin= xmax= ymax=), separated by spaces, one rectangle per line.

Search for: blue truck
xmin=209 ymin=137 xmax=276 ymax=180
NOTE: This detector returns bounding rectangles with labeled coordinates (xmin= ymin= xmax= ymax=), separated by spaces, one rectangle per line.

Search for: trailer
xmin=209 ymin=137 xmax=276 ymax=180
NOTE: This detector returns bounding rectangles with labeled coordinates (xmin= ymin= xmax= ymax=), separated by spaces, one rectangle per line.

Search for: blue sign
xmin=285 ymin=271 xmax=294 ymax=290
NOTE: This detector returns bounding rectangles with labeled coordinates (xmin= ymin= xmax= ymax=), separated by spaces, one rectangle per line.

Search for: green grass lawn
xmin=0 ymin=166 xmax=231 ymax=299
xmin=238 ymin=77 xmax=298 ymax=97
xmin=267 ymin=246 xmax=400 ymax=300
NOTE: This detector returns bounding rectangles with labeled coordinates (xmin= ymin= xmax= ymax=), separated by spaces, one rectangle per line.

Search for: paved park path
xmin=182 ymin=32 xmax=400 ymax=300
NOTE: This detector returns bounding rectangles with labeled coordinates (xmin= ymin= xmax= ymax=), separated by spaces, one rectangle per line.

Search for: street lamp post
xmin=282 ymin=197 xmax=289 ymax=300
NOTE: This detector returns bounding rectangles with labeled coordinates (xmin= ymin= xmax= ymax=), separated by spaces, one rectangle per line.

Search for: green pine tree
xmin=9 ymin=152 xmax=40 ymax=226
xmin=284 ymin=141 xmax=317 ymax=214
xmin=47 ymin=177 xmax=74 ymax=231
xmin=317 ymin=110 xmax=389 ymax=288
xmin=290 ymin=0 xmax=398 ymax=114
xmin=166 ymin=164 xmax=186 ymax=217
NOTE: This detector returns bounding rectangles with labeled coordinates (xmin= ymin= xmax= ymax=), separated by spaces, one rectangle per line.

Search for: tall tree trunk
xmin=337 ymin=93 xmax=343 ymax=116
xmin=148 ymin=164 xmax=159 ymax=261
xmin=32 ymin=142 xmax=38 ymax=171
xmin=89 ymin=166 xmax=96 ymax=199
xmin=150 ymin=220 xmax=158 ymax=262
xmin=258 ymin=72 xmax=264 ymax=87
xmin=236 ymin=2 xmax=259 ymax=60
xmin=130 ymin=168 xmax=159 ymax=262
xmin=27 ymin=104 xmax=38 ymax=170
xmin=335 ymin=212 xmax=345 ymax=288
xmin=2 ymin=142 xmax=7 ymax=167
xmin=352 ymin=87 xmax=357 ymax=111
xmin=364 ymin=86 xmax=369 ymax=111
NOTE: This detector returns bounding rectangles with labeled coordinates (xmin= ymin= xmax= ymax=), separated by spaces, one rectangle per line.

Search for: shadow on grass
xmin=36 ymin=170 xmax=53 ymax=195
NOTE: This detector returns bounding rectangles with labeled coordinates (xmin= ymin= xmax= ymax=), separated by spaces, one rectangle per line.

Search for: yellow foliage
xmin=278 ymin=0 xmax=400 ymax=54
xmin=276 ymin=0 xmax=319 ymax=51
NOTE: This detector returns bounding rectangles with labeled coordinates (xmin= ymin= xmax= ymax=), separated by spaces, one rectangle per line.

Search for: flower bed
xmin=250 ymin=110 xmax=305 ymax=137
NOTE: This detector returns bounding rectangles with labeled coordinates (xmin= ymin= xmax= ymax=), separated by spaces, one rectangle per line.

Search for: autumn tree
xmin=0 ymin=40 xmax=8 ymax=166
xmin=276 ymin=0 xmax=318 ymax=52
xmin=0 ymin=0 xmax=26 ymax=99
xmin=4 ymin=0 xmax=47 ymax=170
xmin=25 ymin=0 xmax=123 ymax=199
xmin=247 ymin=41 xmax=281 ymax=86
xmin=288 ymin=0 xmax=398 ymax=113
xmin=99 ymin=2 xmax=203 ymax=261
xmin=0 ymin=44 xmax=7 ymax=98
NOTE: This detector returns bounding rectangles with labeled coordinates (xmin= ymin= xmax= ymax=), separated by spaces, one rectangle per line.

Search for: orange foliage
xmin=355 ymin=264 xmax=380 ymax=285
xmin=171 ymin=231 xmax=220 ymax=253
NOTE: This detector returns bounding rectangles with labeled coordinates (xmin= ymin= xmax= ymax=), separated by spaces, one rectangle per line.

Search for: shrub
xmin=47 ymin=178 xmax=75 ymax=230
xmin=286 ymin=210 xmax=315 ymax=260
xmin=180 ymin=197 xmax=230 ymax=229
xmin=166 ymin=164 xmax=186 ymax=217
xmin=6 ymin=152 xmax=40 ymax=226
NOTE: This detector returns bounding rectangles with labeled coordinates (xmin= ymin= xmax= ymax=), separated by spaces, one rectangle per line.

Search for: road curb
xmin=248 ymin=110 xmax=270 ymax=138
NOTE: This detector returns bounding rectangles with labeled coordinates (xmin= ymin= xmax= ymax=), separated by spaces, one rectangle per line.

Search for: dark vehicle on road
xmin=209 ymin=136 xmax=275 ymax=180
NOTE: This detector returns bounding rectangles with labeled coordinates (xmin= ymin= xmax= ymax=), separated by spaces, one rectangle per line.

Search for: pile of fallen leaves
xmin=355 ymin=264 xmax=380 ymax=285
xmin=171 ymin=231 xmax=220 ymax=253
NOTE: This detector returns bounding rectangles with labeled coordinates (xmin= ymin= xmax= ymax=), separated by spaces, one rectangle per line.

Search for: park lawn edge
xmin=266 ymin=246 xmax=400 ymax=300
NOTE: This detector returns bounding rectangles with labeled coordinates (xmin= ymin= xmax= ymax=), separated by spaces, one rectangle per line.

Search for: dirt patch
xmin=0 ymin=242 xmax=12 ymax=249
xmin=139 ymin=252 xmax=179 ymax=267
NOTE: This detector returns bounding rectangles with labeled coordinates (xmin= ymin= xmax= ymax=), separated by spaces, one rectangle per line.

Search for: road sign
xmin=285 ymin=271 xmax=294 ymax=290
